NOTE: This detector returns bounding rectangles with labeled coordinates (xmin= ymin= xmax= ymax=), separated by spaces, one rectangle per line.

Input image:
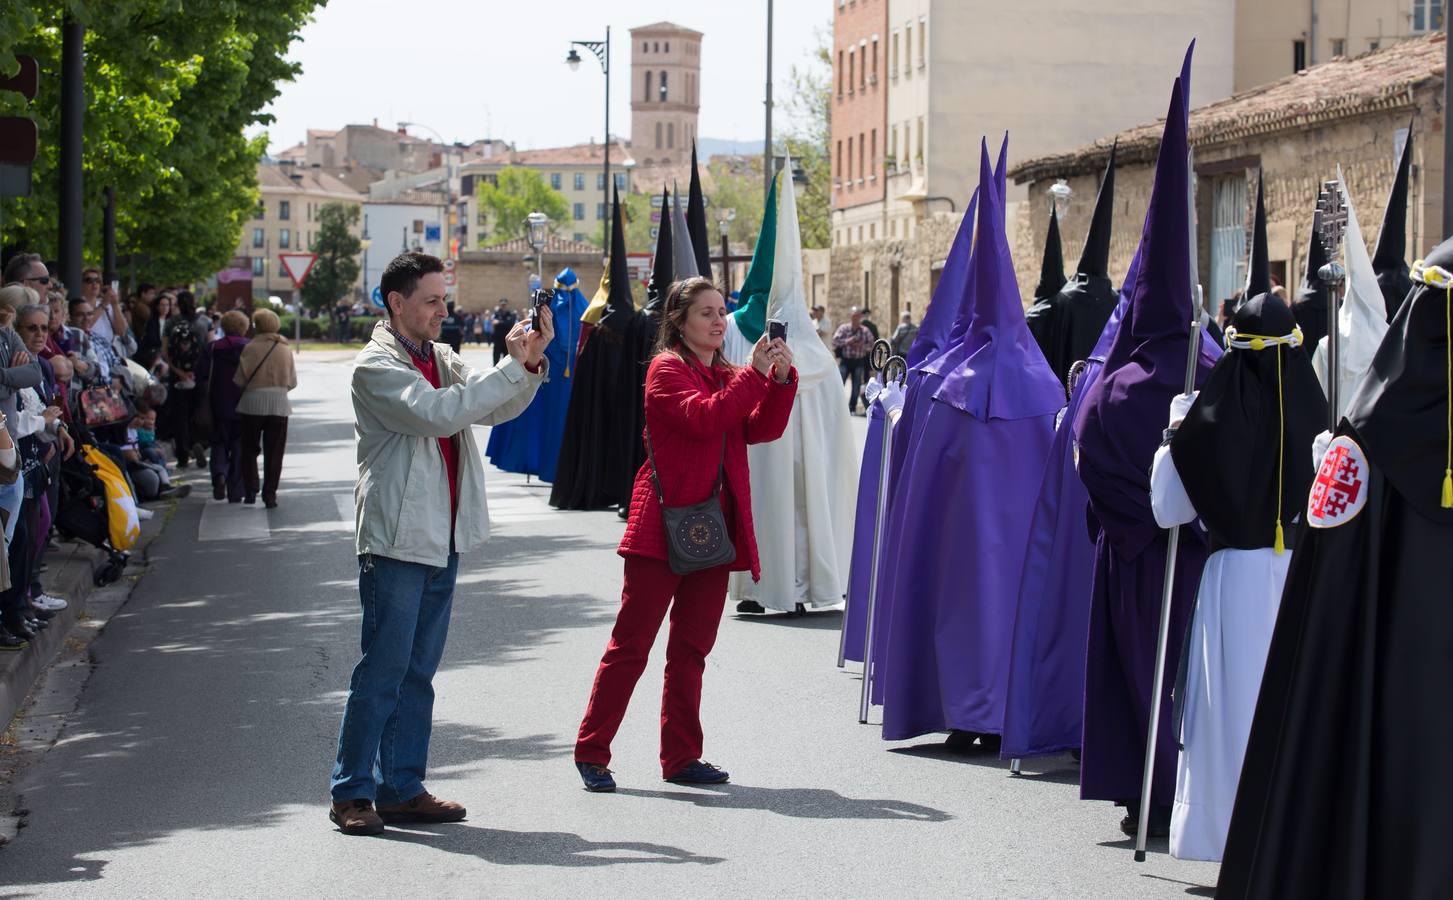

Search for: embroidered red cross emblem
xmin=1308 ymin=439 xmax=1366 ymax=527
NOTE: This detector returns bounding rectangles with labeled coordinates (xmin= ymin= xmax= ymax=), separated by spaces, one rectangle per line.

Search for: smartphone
xmin=530 ymin=289 xmax=551 ymax=330
xmin=767 ymin=319 xmax=787 ymax=343
xmin=109 ymin=279 xmax=120 ymax=297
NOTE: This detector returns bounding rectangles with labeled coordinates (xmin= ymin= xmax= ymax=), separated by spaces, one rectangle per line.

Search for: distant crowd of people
xmin=0 ymin=252 xmax=299 ymax=651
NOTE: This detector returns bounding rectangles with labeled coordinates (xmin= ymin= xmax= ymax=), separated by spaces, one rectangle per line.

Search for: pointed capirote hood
xmin=939 ymin=133 xmax=1008 ymax=354
xmin=730 ymin=172 xmax=777 ymax=344
xmin=1313 ymin=167 xmax=1388 ymax=419
xmin=687 ymin=143 xmax=712 ymax=276
xmin=644 ymin=189 xmax=673 ymax=313
xmin=906 ymin=187 xmax=979 ymax=369
xmin=599 ymin=188 xmax=634 ymax=327
xmin=1373 ymin=122 xmax=1414 ymax=319
xmin=1298 ymin=208 xmax=1329 ymax=300
xmin=1245 ymin=173 xmax=1271 ymax=298
xmin=766 ymin=156 xmax=837 ymax=384
xmin=934 ymin=138 xmax=1065 ymax=421
xmin=1035 ymin=208 xmax=1066 ymax=301
xmin=670 ymin=187 xmax=700 ymax=280
xmin=1076 ymin=142 xmax=1117 ymax=278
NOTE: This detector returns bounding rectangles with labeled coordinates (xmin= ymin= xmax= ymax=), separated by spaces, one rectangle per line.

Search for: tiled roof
xmin=1011 ymin=33 xmax=1445 ymax=184
xmin=462 ymin=141 xmax=632 ymax=169
xmin=256 ymin=163 xmax=364 ymax=198
xmin=630 ymin=21 xmax=703 ymax=36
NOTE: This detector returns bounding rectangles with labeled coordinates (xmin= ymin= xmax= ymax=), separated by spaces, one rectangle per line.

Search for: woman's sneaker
xmin=32 ymin=593 xmax=67 ymax=613
xmin=575 ymin=762 xmax=616 ymax=793
xmin=665 ymin=761 xmax=729 ymax=784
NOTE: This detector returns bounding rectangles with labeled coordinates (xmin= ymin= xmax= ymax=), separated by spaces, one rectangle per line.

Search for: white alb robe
xmin=1151 ymin=446 xmax=1290 ymax=862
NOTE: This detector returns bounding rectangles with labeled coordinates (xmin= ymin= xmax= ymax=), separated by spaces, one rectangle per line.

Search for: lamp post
xmin=526 ymin=210 xmax=549 ymax=293
xmin=1048 ymin=178 xmax=1072 ymax=219
xmin=770 ymin=155 xmax=809 ymax=199
xmin=566 ymin=27 xmax=612 ymax=246
xmin=718 ymin=209 xmax=736 ymax=295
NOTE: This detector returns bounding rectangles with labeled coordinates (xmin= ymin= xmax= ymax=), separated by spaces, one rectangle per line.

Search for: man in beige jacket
xmin=329 ymin=252 xmax=552 ymax=836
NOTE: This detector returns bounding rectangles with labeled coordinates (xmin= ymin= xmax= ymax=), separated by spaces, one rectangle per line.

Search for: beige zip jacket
xmin=352 ymin=322 xmax=546 ymax=567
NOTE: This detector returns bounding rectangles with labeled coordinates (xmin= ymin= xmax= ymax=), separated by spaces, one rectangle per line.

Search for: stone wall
xmin=826 ymin=211 xmax=964 ymax=331
xmin=456 ymin=251 xmax=604 ymax=314
xmin=1014 ymin=88 xmax=1444 ymax=310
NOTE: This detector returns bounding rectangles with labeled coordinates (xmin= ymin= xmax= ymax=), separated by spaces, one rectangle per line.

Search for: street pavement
xmin=0 ymin=348 xmax=1221 ymax=898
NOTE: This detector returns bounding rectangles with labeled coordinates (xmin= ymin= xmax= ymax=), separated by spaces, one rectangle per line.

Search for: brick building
xmin=831 ymin=0 xmax=889 ymax=258
xmin=631 ymin=22 xmax=703 ymax=168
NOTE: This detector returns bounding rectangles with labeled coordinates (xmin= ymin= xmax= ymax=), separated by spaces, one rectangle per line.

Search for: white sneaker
xmin=136 ymin=507 xmax=155 ymax=521
xmin=32 ymin=593 xmax=67 ymax=612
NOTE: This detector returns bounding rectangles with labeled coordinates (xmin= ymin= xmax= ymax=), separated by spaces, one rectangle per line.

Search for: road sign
xmin=626 ymin=252 xmax=652 ymax=285
xmin=425 ymin=224 xmax=442 ymax=243
xmin=443 ymin=270 xmax=456 ymax=286
xmin=279 ymin=253 xmax=317 ymax=289
xmin=442 ymin=258 xmax=456 ymax=271
xmin=371 ymin=285 xmax=384 ymax=309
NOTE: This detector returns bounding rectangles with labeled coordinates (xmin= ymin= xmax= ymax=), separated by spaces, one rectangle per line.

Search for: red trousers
xmin=575 ymin=555 xmax=730 ymax=777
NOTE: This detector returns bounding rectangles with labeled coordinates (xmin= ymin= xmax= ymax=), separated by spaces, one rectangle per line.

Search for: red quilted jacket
xmin=618 ymin=352 xmax=797 ymax=579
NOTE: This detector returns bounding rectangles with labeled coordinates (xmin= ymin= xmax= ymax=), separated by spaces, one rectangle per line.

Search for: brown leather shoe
xmin=330 ymin=798 xmax=384 ymax=836
xmin=376 ymin=791 xmax=467 ymax=824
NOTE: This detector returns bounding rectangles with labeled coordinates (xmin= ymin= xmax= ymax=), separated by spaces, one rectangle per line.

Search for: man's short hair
xmin=380 ymin=252 xmax=444 ymax=317
xmin=68 ymin=297 xmax=90 ymax=316
xmin=2 ymin=253 xmax=42 ymax=286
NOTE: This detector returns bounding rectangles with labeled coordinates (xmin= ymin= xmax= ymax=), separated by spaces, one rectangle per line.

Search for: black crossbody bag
xmin=643 ymin=409 xmax=737 ymax=575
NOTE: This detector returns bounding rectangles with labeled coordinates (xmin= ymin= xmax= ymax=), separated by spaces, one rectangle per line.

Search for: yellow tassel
xmin=1274 ymin=521 xmax=1285 ymax=555
xmin=1443 ymin=469 xmax=1452 ymax=509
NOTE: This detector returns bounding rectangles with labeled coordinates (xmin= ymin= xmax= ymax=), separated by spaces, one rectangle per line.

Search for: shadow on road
xmin=887 ymin=742 xmax=1081 ymax=785
xmin=731 ymin=609 xmax=845 ymax=631
xmin=617 ymin=784 xmax=951 ymax=822
xmin=376 ymin=823 xmax=724 ymax=866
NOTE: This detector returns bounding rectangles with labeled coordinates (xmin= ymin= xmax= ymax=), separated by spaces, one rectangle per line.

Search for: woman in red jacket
xmin=574 ymin=276 xmax=797 ymax=792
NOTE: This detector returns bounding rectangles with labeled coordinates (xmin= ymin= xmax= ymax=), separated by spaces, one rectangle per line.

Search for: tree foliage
xmin=0 ymin=1 xmax=321 ymax=284
xmin=300 ymin=201 xmax=360 ymax=312
xmin=475 ymin=167 xmax=570 ymax=246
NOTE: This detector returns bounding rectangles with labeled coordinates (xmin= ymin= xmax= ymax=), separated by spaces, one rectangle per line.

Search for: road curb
xmin=0 ymin=507 xmax=168 ymax=732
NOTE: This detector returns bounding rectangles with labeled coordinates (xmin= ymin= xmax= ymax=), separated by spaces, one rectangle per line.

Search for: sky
xmin=249 ymin=0 xmax=828 ymax=155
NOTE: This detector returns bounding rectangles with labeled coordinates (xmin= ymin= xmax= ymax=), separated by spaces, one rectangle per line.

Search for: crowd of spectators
xmin=0 ymin=251 xmax=298 ymax=651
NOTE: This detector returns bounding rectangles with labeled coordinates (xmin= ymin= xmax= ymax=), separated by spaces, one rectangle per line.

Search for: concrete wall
xmin=1235 ymin=0 xmax=1430 ymax=93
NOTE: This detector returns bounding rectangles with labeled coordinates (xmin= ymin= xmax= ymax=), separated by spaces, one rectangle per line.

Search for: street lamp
xmin=566 ymin=28 xmax=612 ymax=245
xmin=526 ymin=210 xmax=549 ymax=291
xmin=1048 ymin=179 xmax=1073 ymax=219
xmin=771 ymin=155 xmax=809 ymax=199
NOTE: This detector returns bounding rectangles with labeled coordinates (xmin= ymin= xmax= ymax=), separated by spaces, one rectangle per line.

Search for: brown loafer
xmin=330 ymin=798 xmax=384 ymax=836
xmin=376 ymin=791 xmax=467 ymax=824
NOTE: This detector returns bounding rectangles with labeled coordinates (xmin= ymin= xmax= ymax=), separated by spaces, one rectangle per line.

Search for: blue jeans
xmin=330 ymin=552 xmax=458 ymax=804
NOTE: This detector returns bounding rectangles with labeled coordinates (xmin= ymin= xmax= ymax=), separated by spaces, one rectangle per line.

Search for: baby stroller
xmin=55 ymin=427 xmax=136 ymax=586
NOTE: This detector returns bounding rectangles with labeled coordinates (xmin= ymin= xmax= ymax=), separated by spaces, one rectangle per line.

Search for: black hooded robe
xmin=1218 ymin=244 xmax=1453 ymax=898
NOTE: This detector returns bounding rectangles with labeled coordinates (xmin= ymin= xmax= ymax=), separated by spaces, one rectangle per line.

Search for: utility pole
xmin=58 ymin=18 xmax=84 ymax=296
xmin=764 ymin=0 xmax=774 ymax=206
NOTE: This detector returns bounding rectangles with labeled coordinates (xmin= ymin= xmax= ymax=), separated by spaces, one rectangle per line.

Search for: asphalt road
xmin=0 ymin=349 xmax=1221 ymax=898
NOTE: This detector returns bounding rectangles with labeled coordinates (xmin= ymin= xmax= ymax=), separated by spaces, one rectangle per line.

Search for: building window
xmin=904 ymin=26 xmax=911 ymax=76
xmin=597 ymin=172 xmax=605 ymax=190
xmin=279 ymin=228 xmax=291 ymax=249
xmin=859 ymin=42 xmax=867 ymax=90
xmin=664 ymin=41 xmax=669 ymax=53
xmin=858 ymin=133 xmax=865 ymax=183
xmin=870 ymin=129 xmax=877 ymax=179
xmin=836 ymin=139 xmax=843 ymax=181
xmin=1331 ymin=37 xmax=1346 ymax=57
xmin=574 ymin=172 xmax=586 ymax=190
xmin=252 ymin=227 xmax=265 ymax=248
xmin=863 ymin=270 xmax=871 ymax=306
xmin=251 ymin=257 xmax=264 ymax=277
xmin=848 ymin=48 xmax=855 ymax=94
xmin=645 ymin=70 xmax=653 ymax=101
xmin=597 ymin=203 xmax=606 ymax=220
xmin=279 ymin=200 xmax=291 ymax=220
xmin=918 ymin=19 xmax=926 ymax=67
xmin=659 ymin=71 xmax=668 ymax=101
xmin=869 ymin=223 xmax=875 ymax=240
xmin=1293 ymin=39 xmax=1307 ymax=72
xmin=574 ymin=232 xmax=585 ymax=242
xmin=656 ymin=121 xmax=663 ymax=148
xmin=614 ymin=172 xmax=626 ymax=190
xmin=917 ymin=116 xmax=925 ymax=160
xmin=890 ymin=125 xmax=898 ymax=165
xmin=254 ymin=202 xmax=265 ymax=220
xmin=653 ymin=42 xmax=659 ymax=52
xmin=642 ymin=41 xmax=648 ymax=52
xmin=668 ymin=122 xmax=675 ymax=148
xmin=892 ymin=31 xmax=899 ymax=78
xmin=1414 ymin=0 xmax=1444 ymax=31
xmin=574 ymin=203 xmax=585 ymax=221
xmin=551 ymin=172 xmax=562 ymax=189
xmin=837 ymin=50 xmax=845 ymax=95
xmin=871 ymin=37 xmax=878 ymax=85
